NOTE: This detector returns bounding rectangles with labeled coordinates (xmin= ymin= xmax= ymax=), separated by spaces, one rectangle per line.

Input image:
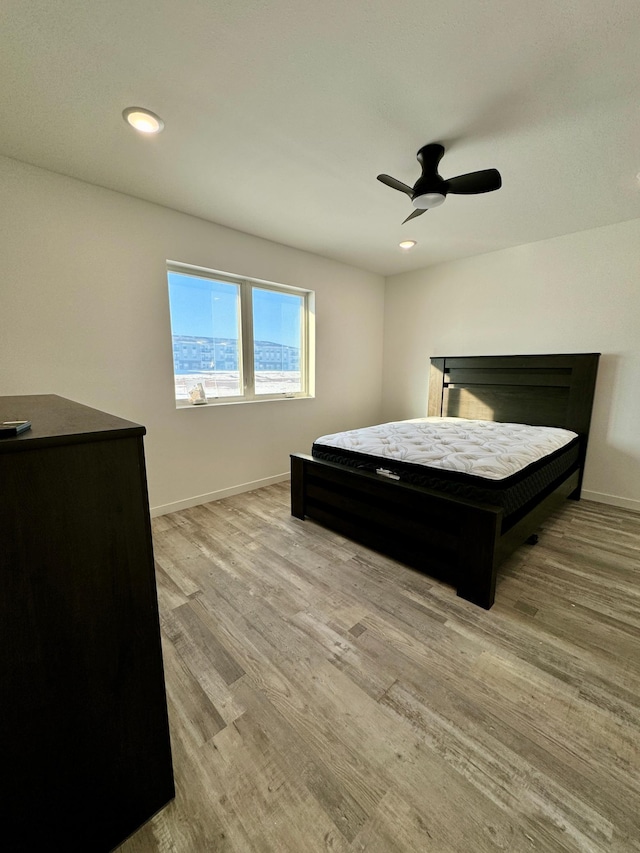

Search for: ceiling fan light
xmin=412 ymin=192 xmax=445 ymax=210
xmin=123 ymin=107 xmax=164 ymax=134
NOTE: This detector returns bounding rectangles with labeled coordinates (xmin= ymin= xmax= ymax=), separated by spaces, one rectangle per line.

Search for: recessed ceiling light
xmin=122 ymin=107 xmax=164 ymax=134
xmin=399 ymin=240 xmax=417 ymax=250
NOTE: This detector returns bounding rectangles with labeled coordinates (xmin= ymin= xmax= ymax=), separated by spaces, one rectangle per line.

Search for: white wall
xmin=4 ymin=154 xmax=638 ymax=513
xmin=382 ymin=219 xmax=640 ymax=511
xmin=0 ymin=156 xmax=385 ymax=513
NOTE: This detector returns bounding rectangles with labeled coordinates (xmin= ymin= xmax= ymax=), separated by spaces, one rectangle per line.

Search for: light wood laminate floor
xmin=117 ymin=484 xmax=640 ymax=852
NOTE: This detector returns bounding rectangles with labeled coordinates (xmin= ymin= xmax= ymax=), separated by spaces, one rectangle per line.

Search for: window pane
xmin=252 ymin=287 xmax=303 ymax=395
xmin=167 ymin=271 xmax=242 ymax=400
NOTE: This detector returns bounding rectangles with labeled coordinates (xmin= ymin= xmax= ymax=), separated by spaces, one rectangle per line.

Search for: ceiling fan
xmin=377 ymin=143 xmax=502 ymax=224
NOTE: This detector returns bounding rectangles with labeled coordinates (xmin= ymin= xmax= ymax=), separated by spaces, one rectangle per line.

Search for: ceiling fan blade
xmin=402 ymin=208 xmax=427 ymax=224
xmin=377 ymin=174 xmax=414 ymax=196
xmin=445 ymin=169 xmax=502 ymax=195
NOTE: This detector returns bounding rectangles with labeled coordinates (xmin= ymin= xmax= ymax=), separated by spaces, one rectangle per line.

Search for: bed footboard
xmin=291 ymin=453 xmax=503 ymax=608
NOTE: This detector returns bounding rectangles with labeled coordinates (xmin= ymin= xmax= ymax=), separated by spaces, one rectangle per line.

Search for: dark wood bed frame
xmin=291 ymin=353 xmax=600 ymax=609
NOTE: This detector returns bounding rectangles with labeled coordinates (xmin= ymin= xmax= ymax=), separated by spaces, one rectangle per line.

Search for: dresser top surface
xmin=0 ymin=395 xmax=145 ymax=453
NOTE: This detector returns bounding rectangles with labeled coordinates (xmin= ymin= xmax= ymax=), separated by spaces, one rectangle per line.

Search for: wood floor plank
xmin=116 ymin=485 xmax=640 ymax=852
xmin=161 ymin=636 xmax=229 ymax=746
xmin=232 ymin=679 xmax=371 ymax=844
xmin=163 ymin=602 xmax=246 ymax=687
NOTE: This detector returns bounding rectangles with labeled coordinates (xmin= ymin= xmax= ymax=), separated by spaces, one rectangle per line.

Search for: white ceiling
xmin=2 ymin=0 xmax=640 ymax=276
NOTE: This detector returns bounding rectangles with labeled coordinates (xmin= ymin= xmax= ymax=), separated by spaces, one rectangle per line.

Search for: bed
xmin=290 ymin=353 xmax=600 ymax=609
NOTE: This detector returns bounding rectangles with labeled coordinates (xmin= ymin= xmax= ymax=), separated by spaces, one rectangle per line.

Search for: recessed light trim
xmin=123 ymin=107 xmax=164 ymax=134
xmin=399 ymin=240 xmax=417 ymax=250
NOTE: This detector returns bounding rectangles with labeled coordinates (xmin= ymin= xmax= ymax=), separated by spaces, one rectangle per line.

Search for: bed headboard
xmin=428 ymin=353 xmax=600 ymax=438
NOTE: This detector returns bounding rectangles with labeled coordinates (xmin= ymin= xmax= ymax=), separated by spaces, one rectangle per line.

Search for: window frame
xmin=167 ymin=261 xmax=315 ymax=408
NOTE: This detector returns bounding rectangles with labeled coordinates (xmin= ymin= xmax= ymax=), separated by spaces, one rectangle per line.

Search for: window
xmin=167 ymin=262 xmax=314 ymax=406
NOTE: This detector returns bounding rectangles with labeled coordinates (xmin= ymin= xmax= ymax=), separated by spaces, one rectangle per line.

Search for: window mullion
xmin=241 ymin=281 xmax=255 ymax=399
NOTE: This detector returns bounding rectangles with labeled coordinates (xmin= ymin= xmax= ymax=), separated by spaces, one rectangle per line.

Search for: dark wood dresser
xmin=0 ymin=395 xmax=174 ymax=851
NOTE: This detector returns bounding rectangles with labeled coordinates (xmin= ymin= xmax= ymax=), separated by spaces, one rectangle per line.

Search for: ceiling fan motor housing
xmin=412 ymin=144 xmax=447 ymax=208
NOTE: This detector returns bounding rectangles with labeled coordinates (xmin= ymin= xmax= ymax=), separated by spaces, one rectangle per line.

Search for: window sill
xmin=175 ymin=394 xmax=314 ymax=410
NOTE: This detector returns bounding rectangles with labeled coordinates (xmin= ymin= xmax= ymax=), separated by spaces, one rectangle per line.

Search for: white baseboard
xmin=582 ymin=490 xmax=640 ymax=514
xmin=150 ymin=472 xmax=290 ymax=517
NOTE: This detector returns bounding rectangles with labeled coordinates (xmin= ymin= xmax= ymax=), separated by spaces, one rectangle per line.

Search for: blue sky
xmin=168 ymin=272 xmax=301 ymax=346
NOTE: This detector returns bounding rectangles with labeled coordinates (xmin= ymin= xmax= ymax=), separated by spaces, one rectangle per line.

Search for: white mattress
xmin=313 ymin=417 xmax=578 ymax=481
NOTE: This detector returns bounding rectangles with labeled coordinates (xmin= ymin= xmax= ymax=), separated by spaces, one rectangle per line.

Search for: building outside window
xmin=167 ymin=263 xmax=314 ymax=405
